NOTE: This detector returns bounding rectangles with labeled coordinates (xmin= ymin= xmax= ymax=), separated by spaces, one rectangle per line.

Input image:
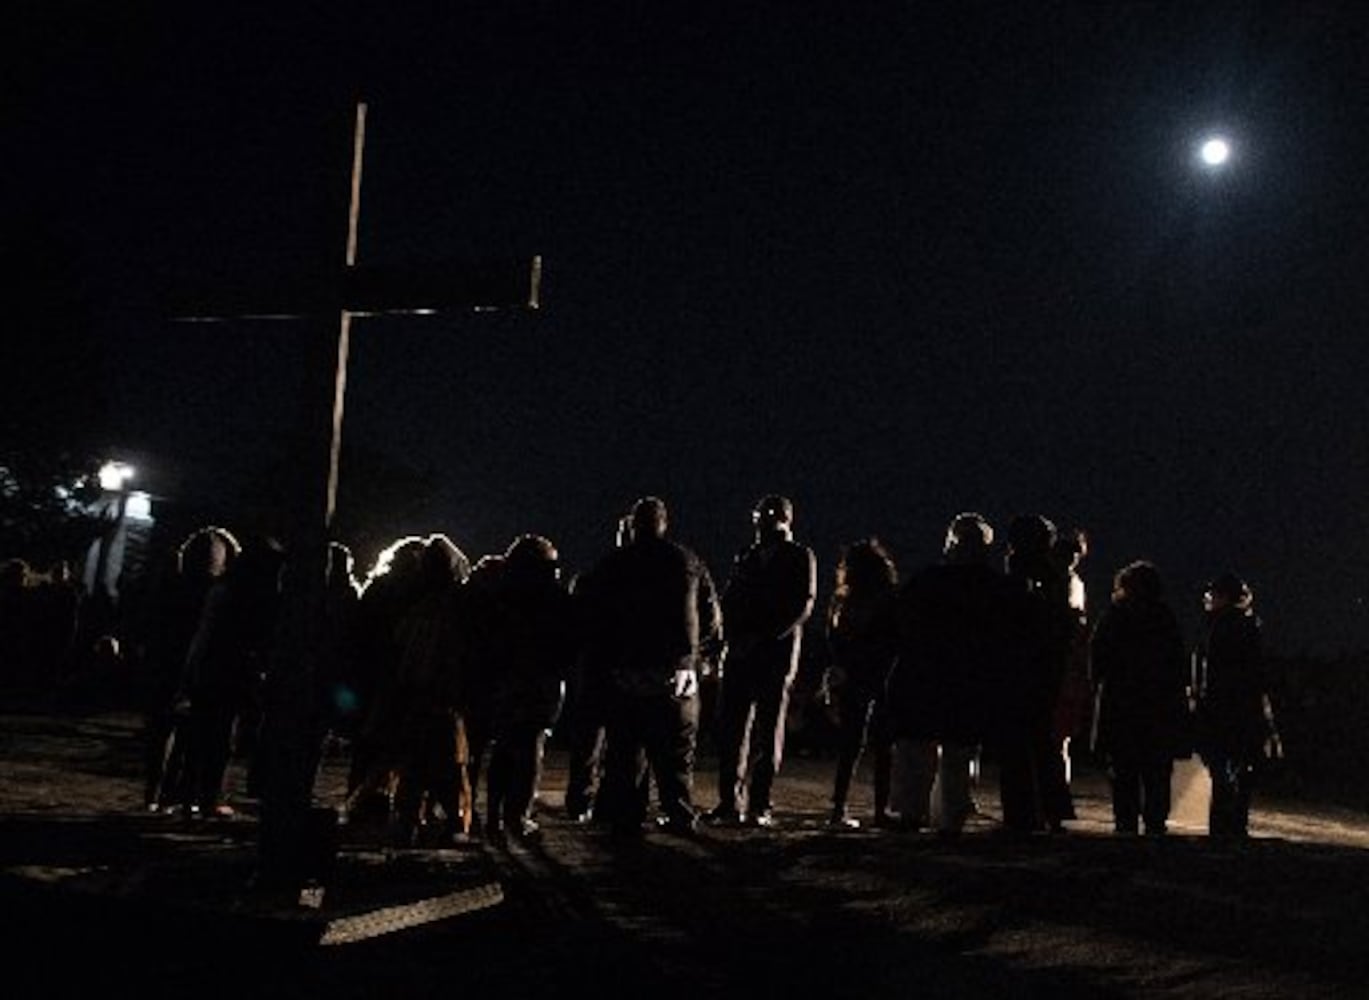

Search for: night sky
xmin=8 ymin=4 xmax=1369 ymax=656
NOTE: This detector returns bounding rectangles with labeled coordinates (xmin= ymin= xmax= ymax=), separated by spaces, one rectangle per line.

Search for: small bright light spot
xmin=98 ymin=461 xmax=135 ymax=491
xmin=124 ymin=491 xmax=153 ymax=522
xmin=1200 ymin=137 xmax=1230 ymax=166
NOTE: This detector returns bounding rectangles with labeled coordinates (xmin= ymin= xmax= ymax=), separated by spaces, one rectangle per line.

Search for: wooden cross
xmin=173 ymin=101 xmax=541 ymax=888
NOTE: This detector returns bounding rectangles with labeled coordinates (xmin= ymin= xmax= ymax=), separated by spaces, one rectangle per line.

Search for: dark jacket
xmin=463 ymin=557 xmax=578 ymax=730
xmin=888 ymin=561 xmax=1013 ymax=744
xmin=721 ymin=536 xmax=817 ymax=664
xmin=585 ymin=535 xmax=719 ymax=694
xmin=1194 ymin=606 xmax=1270 ymax=761
xmin=1089 ymin=598 xmax=1189 ymax=760
xmin=825 ymin=588 xmax=899 ymax=694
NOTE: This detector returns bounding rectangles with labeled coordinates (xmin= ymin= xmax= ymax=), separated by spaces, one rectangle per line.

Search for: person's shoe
xmin=743 ymin=809 xmax=776 ymax=829
xmin=511 ymin=817 xmax=541 ymax=840
xmin=703 ymin=804 xmax=743 ymax=827
xmin=827 ymin=809 xmax=860 ymax=830
xmin=655 ymin=813 xmax=699 ymax=837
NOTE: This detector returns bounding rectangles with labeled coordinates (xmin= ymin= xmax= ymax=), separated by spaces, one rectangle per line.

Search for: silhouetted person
xmin=1049 ymin=528 xmax=1091 ymax=806
xmin=707 ymin=495 xmax=816 ymax=828
xmin=181 ymin=536 xmax=284 ymax=818
xmin=141 ymin=526 xmax=240 ymax=811
xmin=477 ymin=534 xmax=578 ymax=840
xmin=1089 ymin=560 xmax=1188 ymax=836
xmin=386 ymin=535 xmax=471 ymax=845
xmin=344 ymin=536 xmax=428 ymax=825
xmin=1193 ymin=572 xmax=1281 ymax=839
xmin=822 ymin=538 xmax=898 ymax=829
xmin=591 ymin=496 xmax=720 ymax=837
xmin=888 ymin=513 xmax=1009 ymax=834
xmin=563 ymin=512 xmax=644 ymax=824
xmin=999 ymin=514 xmax=1076 ymax=834
xmin=458 ymin=551 xmax=506 ymax=831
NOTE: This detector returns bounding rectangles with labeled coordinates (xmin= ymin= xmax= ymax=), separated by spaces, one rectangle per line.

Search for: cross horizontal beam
xmin=169 ymin=255 xmax=541 ymax=322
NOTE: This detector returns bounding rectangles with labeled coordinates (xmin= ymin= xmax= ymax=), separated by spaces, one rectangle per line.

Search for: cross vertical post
xmin=254 ymin=100 xmax=371 ymax=896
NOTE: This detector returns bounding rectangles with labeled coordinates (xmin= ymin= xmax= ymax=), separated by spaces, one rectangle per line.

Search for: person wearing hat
xmin=1193 ymin=572 xmax=1281 ymax=839
xmin=706 ymin=495 xmax=817 ymax=828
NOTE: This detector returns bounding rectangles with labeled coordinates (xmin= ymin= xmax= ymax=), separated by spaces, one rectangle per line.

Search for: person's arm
xmin=696 ymin=561 xmax=726 ymax=675
xmin=776 ymin=545 xmax=818 ymax=638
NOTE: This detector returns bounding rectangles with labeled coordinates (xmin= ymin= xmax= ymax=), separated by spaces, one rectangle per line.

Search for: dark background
xmin=6 ymin=3 xmax=1369 ymax=656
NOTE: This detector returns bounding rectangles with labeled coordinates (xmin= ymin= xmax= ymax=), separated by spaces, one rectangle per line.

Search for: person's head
xmin=1006 ymin=514 xmax=1057 ymax=558
xmin=1204 ymin=571 xmax=1252 ymax=613
xmin=505 ymin=533 xmax=560 ymax=584
xmin=943 ymin=512 xmax=993 ymax=563
xmin=752 ymin=494 xmax=794 ymax=540
xmin=178 ymin=526 xmax=240 ymax=580
xmin=365 ymin=535 xmax=428 ymax=589
xmin=1111 ymin=560 xmax=1163 ymax=606
xmin=0 ymin=558 xmax=31 ymax=592
xmin=834 ymin=537 xmax=898 ymax=599
xmin=1005 ymin=514 xmax=1059 ymax=584
xmin=423 ymin=532 xmax=472 ymax=585
xmin=628 ymin=496 xmax=668 ymax=542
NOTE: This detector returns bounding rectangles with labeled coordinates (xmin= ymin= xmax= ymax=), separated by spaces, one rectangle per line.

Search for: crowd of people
xmin=0 ymin=495 xmax=1283 ymax=849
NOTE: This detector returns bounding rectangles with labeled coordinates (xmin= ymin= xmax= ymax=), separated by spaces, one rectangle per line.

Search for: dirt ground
xmin=4 ymin=703 xmax=1369 ymax=999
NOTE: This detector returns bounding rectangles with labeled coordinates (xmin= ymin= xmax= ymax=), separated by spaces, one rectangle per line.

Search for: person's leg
xmin=1110 ymin=757 xmax=1140 ymax=834
xmin=601 ymin=690 xmax=649 ymax=833
xmin=1036 ymin=732 xmax=1075 ymax=827
xmin=996 ymin=732 xmax=1043 ymax=834
xmin=830 ymin=693 xmax=873 ymax=818
xmin=647 ymin=691 xmax=700 ymax=827
xmin=503 ymin=726 xmax=545 ymax=833
xmin=888 ymin=738 xmax=937 ymax=828
xmin=936 ymin=742 xmax=973 ymax=833
xmin=1233 ymin=759 xmax=1255 ymax=837
xmin=564 ymin=671 xmax=606 ymax=819
xmin=1206 ymin=753 xmax=1242 ymax=838
xmin=744 ymin=658 xmax=795 ymax=820
xmin=1140 ymin=757 xmax=1173 ymax=835
xmin=708 ymin=665 xmax=753 ymax=818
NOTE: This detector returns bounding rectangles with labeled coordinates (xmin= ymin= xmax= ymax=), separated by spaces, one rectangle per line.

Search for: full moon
xmin=1200 ymin=137 xmax=1231 ymax=166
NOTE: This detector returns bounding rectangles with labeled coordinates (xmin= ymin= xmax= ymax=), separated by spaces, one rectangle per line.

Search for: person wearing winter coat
xmin=821 ymin=537 xmax=899 ymax=829
xmin=1089 ymin=560 xmax=1189 ymax=836
xmin=589 ymin=497 xmax=721 ymax=838
xmin=1193 ymin=572 xmax=1281 ymax=839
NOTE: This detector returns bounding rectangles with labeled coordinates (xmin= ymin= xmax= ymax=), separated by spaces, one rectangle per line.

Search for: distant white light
xmin=124 ymin=491 xmax=153 ymax=522
xmin=1200 ymin=137 xmax=1230 ymax=167
xmin=98 ymin=461 xmax=135 ymax=491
